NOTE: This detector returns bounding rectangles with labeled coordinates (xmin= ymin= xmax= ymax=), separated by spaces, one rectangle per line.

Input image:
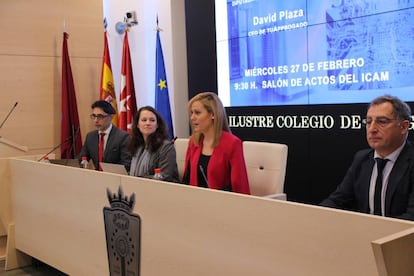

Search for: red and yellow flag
xmin=100 ymin=31 xmax=118 ymax=126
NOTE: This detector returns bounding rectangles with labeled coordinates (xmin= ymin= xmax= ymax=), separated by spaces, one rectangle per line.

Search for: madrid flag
xmin=118 ymin=30 xmax=137 ymax=133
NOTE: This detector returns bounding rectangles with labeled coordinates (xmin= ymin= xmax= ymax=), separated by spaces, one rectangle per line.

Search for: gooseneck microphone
xmin=199 ymin=165 xmax=210 ymax=187
xmin=38 ymin=136 xmax=72 ymax=162
xmin=38 ymin=127 xmax=80 ymax=161
xmin=0 ymin=102 xmax=18 ymax=130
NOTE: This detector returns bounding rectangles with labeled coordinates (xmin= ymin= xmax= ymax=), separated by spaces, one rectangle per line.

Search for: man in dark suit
xmin=79 ymin=100 xmax=131 ymax=171
xmin=320 ymin=95 xmax=414 ymax=221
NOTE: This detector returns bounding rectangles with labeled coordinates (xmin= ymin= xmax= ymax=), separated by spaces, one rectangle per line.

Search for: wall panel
xmin=0 ymin=0 xmax=102 ymax=158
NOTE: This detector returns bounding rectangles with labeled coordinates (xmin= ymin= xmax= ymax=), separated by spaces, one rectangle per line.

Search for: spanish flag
xmin=100 ymin=31 xmax=119 ymax=126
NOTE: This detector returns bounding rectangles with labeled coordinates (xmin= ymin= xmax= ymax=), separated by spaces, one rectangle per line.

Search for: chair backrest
xmin=243 ymin=141 xmax=288 ymax=197
xmin=174 ymin=138 xmax=189 ymax=180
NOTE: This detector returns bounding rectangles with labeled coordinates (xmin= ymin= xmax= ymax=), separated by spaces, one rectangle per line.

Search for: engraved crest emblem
xmin=103 ymin=186 xmax=141 ymax=276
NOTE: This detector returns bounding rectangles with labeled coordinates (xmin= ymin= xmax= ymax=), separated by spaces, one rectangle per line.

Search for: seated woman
xmin=182 ymin=92 xmax=250 ymax=194
xmin=128 ymin=106 xmax=179 ymax=182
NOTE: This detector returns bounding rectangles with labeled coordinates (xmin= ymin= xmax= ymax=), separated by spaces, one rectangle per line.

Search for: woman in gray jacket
xmin=128 ymin=106 xmax=179 ymax=182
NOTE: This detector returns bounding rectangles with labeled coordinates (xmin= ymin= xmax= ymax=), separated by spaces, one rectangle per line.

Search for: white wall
xmin=103 ymin=0 xmax=189 ymax=137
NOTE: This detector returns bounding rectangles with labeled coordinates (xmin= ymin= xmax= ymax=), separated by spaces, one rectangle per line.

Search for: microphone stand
xmin=0 ymin=102 xmax=28 ymax=152
xmin=199 ymin=165 xmax=210 ymax=187
xmin=0 ymin=102 xmax=18 ymax=131
xmin=37 ymin=134 xmax=73 ymax=162
xmin=69 ymin=125 xmax=81 ymax=158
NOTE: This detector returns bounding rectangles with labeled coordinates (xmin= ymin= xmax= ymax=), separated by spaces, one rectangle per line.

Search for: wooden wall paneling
xmin=0 ymin=0 xmax=63 ymax=56
xmin=60 ymin=0 xmax=104 ymax=57
xmin=0 ymin=0 xmax=104 ymax=158
xmin=0 ymin=0 xmax=102 ymax=57
xmin=0 ymin=56 xmax=57 ymax=155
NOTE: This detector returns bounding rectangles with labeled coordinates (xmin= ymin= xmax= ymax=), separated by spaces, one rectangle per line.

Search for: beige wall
xmin=0 ymin=0 xmax=103 ymax=157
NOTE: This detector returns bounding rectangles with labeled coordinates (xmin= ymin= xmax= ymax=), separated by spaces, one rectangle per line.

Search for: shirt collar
xmin=374 ymin=141 xmax=405 ymax=163
xmin=99 ymin=124 xmax=113 ymax=136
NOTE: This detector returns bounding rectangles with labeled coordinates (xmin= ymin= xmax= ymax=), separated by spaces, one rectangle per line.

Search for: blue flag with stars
xmin=155 ymin=29 xmax=174 ymax=139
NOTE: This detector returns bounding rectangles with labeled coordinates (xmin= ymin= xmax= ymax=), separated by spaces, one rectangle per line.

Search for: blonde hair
xmin=188 ymin=92 xmax=230 ymax=147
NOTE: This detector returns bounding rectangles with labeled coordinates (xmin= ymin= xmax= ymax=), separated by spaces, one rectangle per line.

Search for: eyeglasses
xmin=90 ymin=114 xmax=110 ymax=120
xmin=362 ymin=117 xmax=399 ymax=128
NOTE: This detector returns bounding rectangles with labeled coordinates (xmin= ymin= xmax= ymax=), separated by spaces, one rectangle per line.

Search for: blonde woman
xmin=182 ymin=92 xmax=250 ymax=194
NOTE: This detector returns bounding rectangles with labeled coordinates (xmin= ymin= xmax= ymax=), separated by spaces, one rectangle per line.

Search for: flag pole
xmin=71 ymin=124 xmax=76 ymax=157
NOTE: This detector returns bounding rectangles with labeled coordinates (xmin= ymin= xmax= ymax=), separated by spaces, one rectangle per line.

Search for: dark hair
xmin=128 ymin=106 xmax=169 ymax=153
xmin=91 ymin=100 xmax=116 ymax=114
xmin=369 ymin=94 xmax=412 ymax=121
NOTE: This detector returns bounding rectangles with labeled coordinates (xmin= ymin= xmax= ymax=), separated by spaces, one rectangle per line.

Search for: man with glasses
xmin=78 ymin=100 xmax=131 ymax=171
xmin=320 ymin=95 xmax=414 ymax=221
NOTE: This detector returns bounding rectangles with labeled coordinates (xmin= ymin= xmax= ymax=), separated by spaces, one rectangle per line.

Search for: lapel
xmin=103 ymin=127 xmax=114 ymax=158
xmin=148 ymin=146 xmax=161 ymax=170
xmin=385 ymin=142 xmax=412 ymax=214
xmin=359 ymin=152 xmax=375 ymax=213
xmin=92 ymin=130 xmax=100 ymax=156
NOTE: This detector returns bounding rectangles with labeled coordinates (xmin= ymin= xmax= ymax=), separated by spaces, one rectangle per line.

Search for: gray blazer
xmin=78 ymin=126 xmax=131 ymax=171
xmin=130 ymin=140 xmax=179 ymax=182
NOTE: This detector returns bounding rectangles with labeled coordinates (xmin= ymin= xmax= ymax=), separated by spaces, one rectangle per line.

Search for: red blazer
xmin=183 ymin=131 xmax=250 ymax=194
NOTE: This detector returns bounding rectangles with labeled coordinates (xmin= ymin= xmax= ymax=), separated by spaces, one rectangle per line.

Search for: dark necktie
xmin=374 ymin=158 xmax=388 ymax=215
xmin=98 ymin=132 xmax=106 ymax=171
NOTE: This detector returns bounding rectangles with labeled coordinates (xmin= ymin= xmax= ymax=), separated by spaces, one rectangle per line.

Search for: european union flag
xmin=155 ymin=29 xmax=174 ymax=139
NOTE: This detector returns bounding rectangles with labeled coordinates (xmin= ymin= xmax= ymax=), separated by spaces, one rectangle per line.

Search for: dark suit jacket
xmin=78 ymin=126 xmax=131 ymax=171
xmin=320 ymin=141 xmax=414 ymax=221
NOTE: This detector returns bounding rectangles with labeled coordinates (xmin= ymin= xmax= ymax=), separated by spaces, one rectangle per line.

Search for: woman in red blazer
xmin=182 ymin=92 xmax=250 ymax=194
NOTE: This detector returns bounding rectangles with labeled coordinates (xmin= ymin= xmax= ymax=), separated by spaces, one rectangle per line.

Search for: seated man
xmin=320 ymin=95 xmax=414 ymax=221
xmin=78 ymin=100 xmax=131 ymax=171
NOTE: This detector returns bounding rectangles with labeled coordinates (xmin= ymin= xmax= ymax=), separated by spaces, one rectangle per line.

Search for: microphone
xmin=0 ymin=102 xmax=18 ymax=130
xmin=171 ymin=136 xmax=178 ymax=143
xmin=37 ymin=127 xmax=80 ymax=162
xmin=38 ymin=135 xmax=72 ymax=161
xmin=199 ymin=165 xmax=210 ymax=187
